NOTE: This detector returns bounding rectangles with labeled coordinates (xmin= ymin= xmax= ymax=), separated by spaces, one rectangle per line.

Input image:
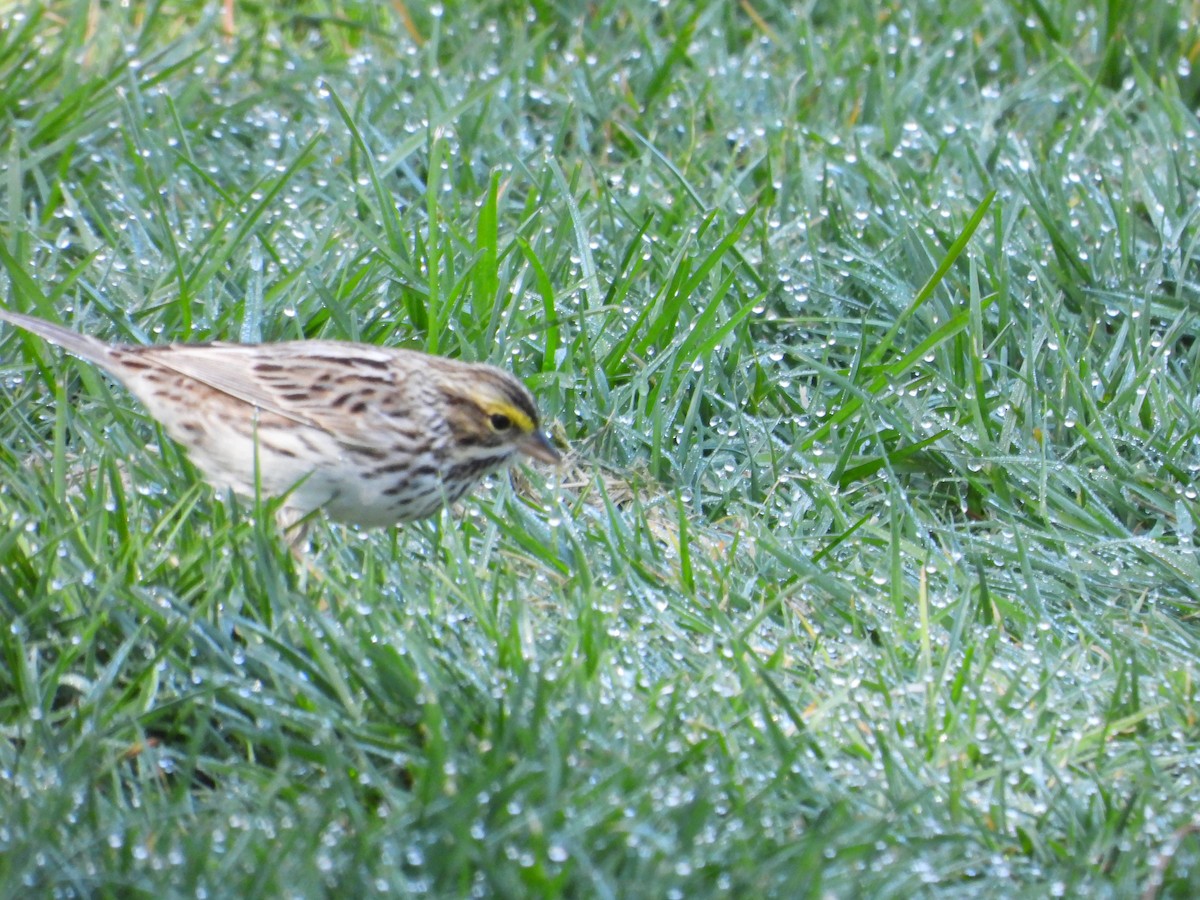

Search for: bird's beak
xmin=520 ymin=429 xmax=563 ymax=465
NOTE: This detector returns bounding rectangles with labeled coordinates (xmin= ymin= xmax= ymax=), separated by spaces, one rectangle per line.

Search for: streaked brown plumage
xmin=0 ymin=308 xmax=561 ymax=528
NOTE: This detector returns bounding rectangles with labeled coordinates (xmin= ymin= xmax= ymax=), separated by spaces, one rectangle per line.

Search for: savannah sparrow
xmin=0 ymin=308 xmax=561 ymax=528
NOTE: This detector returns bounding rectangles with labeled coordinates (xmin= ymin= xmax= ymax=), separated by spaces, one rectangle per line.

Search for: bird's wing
xmin=132 ymin=341 xmax=400 ymax=437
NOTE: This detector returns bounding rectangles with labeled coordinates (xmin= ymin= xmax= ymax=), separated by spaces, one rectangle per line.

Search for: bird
xmin=0 ymin=308 xmax=561 ymax=530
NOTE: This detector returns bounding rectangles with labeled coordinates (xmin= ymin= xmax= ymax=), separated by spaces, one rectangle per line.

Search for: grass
xmin=1 ymin=0 xmax=1199 ymax=895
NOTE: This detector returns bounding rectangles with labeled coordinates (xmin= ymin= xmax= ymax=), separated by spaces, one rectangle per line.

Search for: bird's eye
xmin=490 ymin=413 xmax=513 ymax=431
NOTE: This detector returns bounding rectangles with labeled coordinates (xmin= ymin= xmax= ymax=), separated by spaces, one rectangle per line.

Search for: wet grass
xmin=1 ymin=0 xmax=1199 ymax=895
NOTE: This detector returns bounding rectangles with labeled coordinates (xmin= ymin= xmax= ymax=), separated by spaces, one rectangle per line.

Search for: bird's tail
xmin=0 ymin=308 xmax=117 ymax=369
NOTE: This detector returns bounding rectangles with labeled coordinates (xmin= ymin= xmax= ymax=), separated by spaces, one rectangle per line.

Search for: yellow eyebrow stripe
xmin=484 ymin=401 xmax=535 ymax=432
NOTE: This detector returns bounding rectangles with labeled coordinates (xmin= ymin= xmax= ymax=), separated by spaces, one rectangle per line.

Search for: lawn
xmin=1 ymin=0 xmax=1199 ymax=896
